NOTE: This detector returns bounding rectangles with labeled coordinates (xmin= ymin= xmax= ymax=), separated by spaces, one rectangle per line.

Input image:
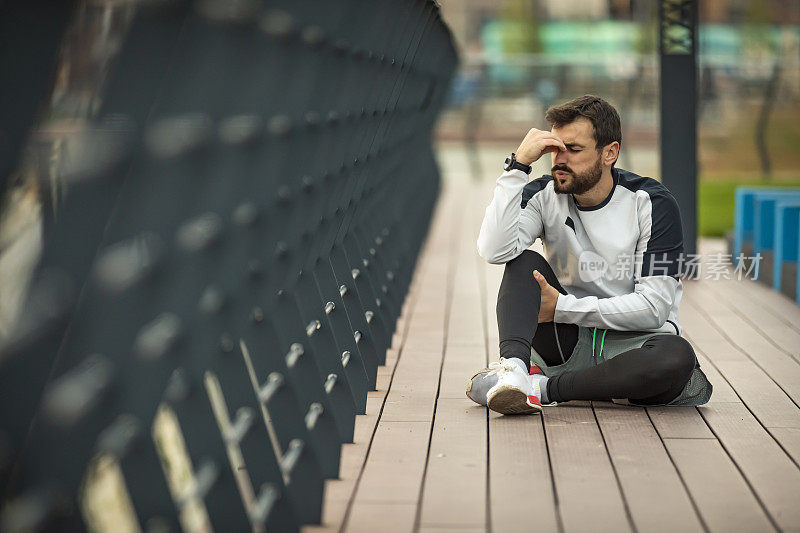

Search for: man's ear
xmin=603 ymin=141 xmax=620 ymax=166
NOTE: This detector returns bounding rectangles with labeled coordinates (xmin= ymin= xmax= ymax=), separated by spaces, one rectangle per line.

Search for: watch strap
xmin=505 ymin=153 xmax=532 ymax=174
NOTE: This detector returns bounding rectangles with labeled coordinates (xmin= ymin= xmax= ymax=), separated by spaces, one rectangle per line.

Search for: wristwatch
xmin=504 ymin=153 xmax=532 ymax=174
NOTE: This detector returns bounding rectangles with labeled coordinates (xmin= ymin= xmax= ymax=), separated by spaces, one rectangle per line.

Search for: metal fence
xmin=0 ymin=0 xmax=456 ymax=530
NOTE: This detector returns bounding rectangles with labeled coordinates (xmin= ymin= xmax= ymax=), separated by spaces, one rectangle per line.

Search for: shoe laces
xmin=486 ymin=358 xmax=521 ymax=377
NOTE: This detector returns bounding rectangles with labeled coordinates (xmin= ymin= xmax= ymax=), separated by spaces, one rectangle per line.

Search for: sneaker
xmin=466 ymin=362 xmax=543 ymax=406
xmin=485 ymin=358 xmax=543 ymax=415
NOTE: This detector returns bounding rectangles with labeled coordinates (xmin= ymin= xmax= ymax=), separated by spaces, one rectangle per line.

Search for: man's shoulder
xmin=521 ymin=174 xmax=554 ymax=209
xmin=615 ymin=168 xmax=676 ymax=203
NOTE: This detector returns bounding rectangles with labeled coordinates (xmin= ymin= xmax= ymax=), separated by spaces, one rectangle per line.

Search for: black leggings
xmin=497 ymin=250 xmax=696 ymax=404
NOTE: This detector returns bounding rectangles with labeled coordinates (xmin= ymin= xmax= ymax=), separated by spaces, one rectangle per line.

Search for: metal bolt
xmin=247 ymin=259 xmax=262 ymax=280
xmin=219 ymin=114 xmax=262 ymax=145
xmin=324 ymin=301 xmax=335 ymax=315
xmin=301 ymin=175 xmax=314 ymax=193
xmin=305 ymin=320 xmax=321 ymax=337
xmin=198 ymin=286 xmax=225 ymax=315
xmin=94 ymin=233 xmax=163 ymax=293
xmin=260 ymin=9 xmax=294 ymax=39
xmin=281 ymin=439 xmax=305 ymax=474
xmin=258 ymin=372 xmax=284 ymax=403
xmin=178 ymin=459 xmax=218 ymax=506
xmin=304 ymin=111 xmax=321 ymax=128
xmin=334 ymin=38 xmax=349 ymax=54
xmin=274 ymin=241 xmax=289 ymax=258
xmin=341 ymin=351 xmax=351 ymax=367
xmin=232 ymin=201 xmax=259 ymax=226
xmin=164 ymin=368 xmax=191 ymax=403
xmin=98 ymin=414 xmax=141 ymax=458
xmin=324 ymin=374 xmax=337 ymax=394
xmin=146 ymin=113 xmax=212 ymax=159
xmin=176 ymin=212 xmax=223 ymax=252
xmin=354 ymin=330 xmax=362 ymax=344
xmin=42 ymin=354 xmax=115 ymax=427
xmin=305 ymin=405 xmax=323 ymax=431
xmin=224 ymin=407 xmax=255 ymax=445
xmin=365 ymin=310 xmax=374 ymax=324
xmin=285 ymin=343 xmax=304 ymax=367
xmin=220 ymin=334 xmax=234 ymax=353
xmin=267 ymin=114 xmax=292 ymax=137
xmin=134 ymin=313 xmax=182 ymax=360
xmin=276 ymin=185 xmax=292 ymax=203
xmin=351 ymin=268 xmax=360 ymax=280
xmin=339 ymin=284 xmax=348 ymax=297
xmin=250 ymin=306 xmax=264 ymax=323
xmin=300 ymin=25 xmax=325 ymax=47
xmin=249 ymin=484 xmax=279 ymax=526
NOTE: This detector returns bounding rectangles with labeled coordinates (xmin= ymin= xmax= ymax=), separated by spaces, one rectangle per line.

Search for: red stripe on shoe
xmin=527 ymin=395 xmax=542 ymax=406
xmin=529 ymin=365 xmax=543 ymax=375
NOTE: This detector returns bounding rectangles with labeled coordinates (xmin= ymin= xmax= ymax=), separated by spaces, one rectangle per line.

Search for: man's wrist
xmin=515 ymin=154 xmax=534 ymax=165
xmin=504 ymin=153 xmax=532 ymax=174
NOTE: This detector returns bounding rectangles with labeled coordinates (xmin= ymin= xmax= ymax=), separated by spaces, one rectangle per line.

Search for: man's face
xmin=550 ymin=117 xmax=604 ymax=195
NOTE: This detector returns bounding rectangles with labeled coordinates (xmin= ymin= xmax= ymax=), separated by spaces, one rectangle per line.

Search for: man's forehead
xmin=551 ymin=117 xmax=594 ymax=144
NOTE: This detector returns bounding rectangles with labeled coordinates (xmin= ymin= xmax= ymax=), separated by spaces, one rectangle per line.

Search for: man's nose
xmin=553 ymin=149 xmax=568 ymax=165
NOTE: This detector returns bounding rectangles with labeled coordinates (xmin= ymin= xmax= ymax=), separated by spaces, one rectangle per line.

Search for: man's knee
xmin=640 ymin=335 xmax=696 ymax=384
xmin=505 ymin=250 xmax=549 ymax=277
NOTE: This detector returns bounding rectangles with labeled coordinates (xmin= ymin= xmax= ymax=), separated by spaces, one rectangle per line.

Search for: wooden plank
xmin=689 ymin=350 xmax=740 ymax=404
xmin=698 ymin=401 xmax=800 ymax=530
xmin=734 ymin=276 xmax=800 ymax=334
xmin=439 ymin=345 xmax=485 ymax=400
xmin=419 ymin=526 xmax=487 ymax=533
xmin=381 ymin=352 xmax=442 ymax=423
xmin=663 ymin=438 xmax=775 ymax=532
xmin=593 ymin=403 xmax=704 ymax=532
xmin=354 ymin=421 xmax=432 ymax=503
xmin=489 ymin=413 xmax=559 ymax=533
xmin=767 ymin=427 xmax=800 ymax=470
xmin=646 ymin=406 xmax=715 ymax=440
xmin=706 ymin=278 xmax=800 ymax=360
xmin=419 ymin=400 xmax=487 ymax=528
xmin=346 ymin=502 xmax=417 ymax=533
xmin=684 ymin=282 xmax=800 ymax=408
xmin=680 ymin=298 xmax=800 ymax=469
xmin=544 ymin=402 xmax=632 ymax=533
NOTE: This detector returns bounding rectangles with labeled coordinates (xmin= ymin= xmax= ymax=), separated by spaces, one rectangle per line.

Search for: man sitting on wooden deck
xmin=468 ymin=95 xmax=712 ymax=415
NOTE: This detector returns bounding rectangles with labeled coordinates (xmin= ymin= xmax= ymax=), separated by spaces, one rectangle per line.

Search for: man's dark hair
xmin=545 ymin=94 xmax=622 ymax=152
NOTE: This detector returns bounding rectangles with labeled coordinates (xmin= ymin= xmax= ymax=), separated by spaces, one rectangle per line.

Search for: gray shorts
xmin=530 ymin=326 xmax=713 ymax=406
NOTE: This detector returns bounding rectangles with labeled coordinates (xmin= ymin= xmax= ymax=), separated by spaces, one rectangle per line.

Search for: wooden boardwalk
xmin=303 ymin=149 xmax=800 ymax=533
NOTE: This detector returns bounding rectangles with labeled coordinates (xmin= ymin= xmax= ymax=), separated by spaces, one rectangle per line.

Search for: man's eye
xmin=568 ymin=148 xmax=580 ymax=153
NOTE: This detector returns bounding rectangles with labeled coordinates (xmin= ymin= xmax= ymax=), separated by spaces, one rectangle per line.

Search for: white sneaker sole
xmin=486 ymin=385 xmax=542 ymax=415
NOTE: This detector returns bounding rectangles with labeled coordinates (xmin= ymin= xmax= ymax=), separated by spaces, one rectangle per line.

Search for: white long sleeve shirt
xmin=477 ymin=167 xmax=684 ymax=335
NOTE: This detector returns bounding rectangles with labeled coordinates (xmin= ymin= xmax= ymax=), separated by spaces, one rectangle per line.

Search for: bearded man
xmin=469 ymin=94 xmax=712 ymax=415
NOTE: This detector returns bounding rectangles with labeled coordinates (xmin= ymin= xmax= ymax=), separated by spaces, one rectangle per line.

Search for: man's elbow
xmin=643 ymin=299 xmax=672 ymax=329
xmin=476 ymin=242 xmax=514 ymax=264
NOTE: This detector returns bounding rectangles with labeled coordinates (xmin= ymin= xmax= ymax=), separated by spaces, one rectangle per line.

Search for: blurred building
xmin=435 ymin=0 xmax=800 ymax=182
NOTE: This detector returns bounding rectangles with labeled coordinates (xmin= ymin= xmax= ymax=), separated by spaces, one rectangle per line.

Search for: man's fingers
xmin=533 ymin=269 xmax=548 ymax=286
xmin=540 ymin=137 xmax=567 ymax=151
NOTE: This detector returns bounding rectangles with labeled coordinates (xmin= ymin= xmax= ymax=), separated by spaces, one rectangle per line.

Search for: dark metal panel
xmin=659 ymin=0 xmax=698 ymax=255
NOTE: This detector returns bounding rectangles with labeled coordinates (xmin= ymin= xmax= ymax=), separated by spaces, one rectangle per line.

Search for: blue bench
xmin=734 ymin=187 xmax=800 ymax=303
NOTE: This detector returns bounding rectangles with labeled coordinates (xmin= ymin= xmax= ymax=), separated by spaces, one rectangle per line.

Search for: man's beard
xmin=552 ymin=158 xmax=603 ymax=195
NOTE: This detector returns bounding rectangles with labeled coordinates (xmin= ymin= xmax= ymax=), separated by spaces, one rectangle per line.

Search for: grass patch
xmin=698 ymin=179 xmax=800 ymax=237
